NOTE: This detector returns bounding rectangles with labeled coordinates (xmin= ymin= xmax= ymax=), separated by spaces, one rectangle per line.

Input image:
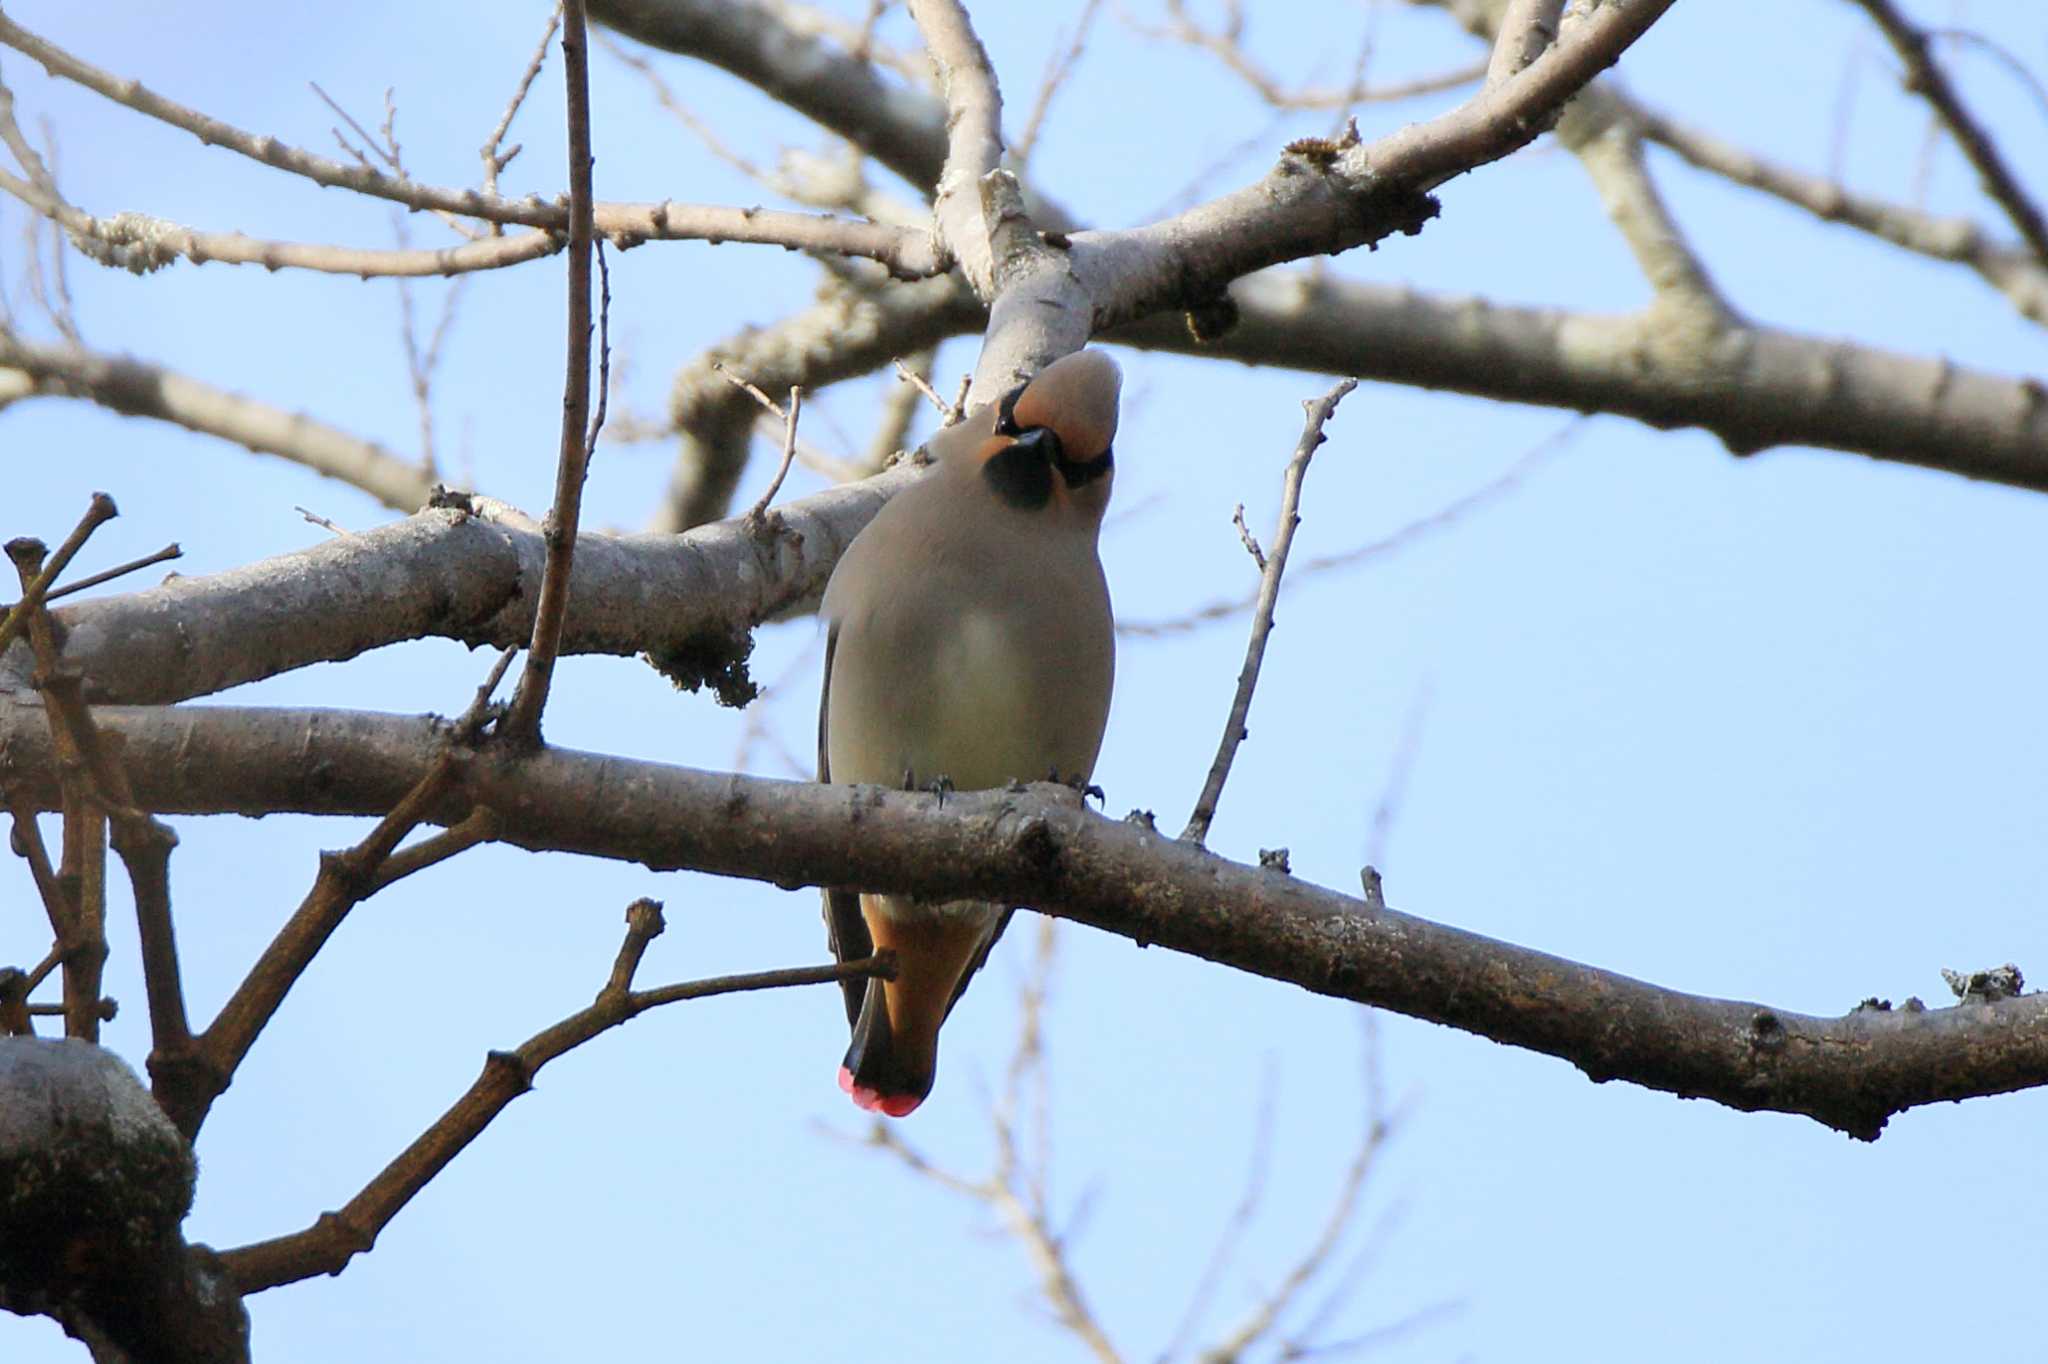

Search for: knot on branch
xmin=484 ymin=1048 xmax=537 ymax=1096
xmin=310 ymin=1208 xmax=378 ymax=1260
xmin=0 ymin=1039 xmax=248 ymax=1360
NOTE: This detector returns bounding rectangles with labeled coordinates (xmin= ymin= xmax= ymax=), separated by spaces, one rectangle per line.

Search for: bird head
xmin=973 ymin=350 xmax=1122 ymax=526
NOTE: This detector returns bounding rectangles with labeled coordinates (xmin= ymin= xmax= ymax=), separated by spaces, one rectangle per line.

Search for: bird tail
xmin=837 ymin=895 xmax=994 ymax=1118
xmin=839 ymin=977 xmax=932 ymax=1119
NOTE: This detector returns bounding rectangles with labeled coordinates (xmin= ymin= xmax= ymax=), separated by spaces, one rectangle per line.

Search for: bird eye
xmin=993 ymin=383 xmax=1028 ymax=436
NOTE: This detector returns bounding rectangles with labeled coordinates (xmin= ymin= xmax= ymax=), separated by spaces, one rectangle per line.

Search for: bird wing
xmin=817 ymin=622 xmax=872 ymax=1028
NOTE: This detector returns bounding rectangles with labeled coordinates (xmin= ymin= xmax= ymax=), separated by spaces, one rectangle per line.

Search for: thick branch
xmin=906 ymin=0 xmax=1004 ymax=293
xmin=1116 ymin=271 xmax=2048 ymax=487
xmin=31 ymin=466 xmax=913 ymax=705
xmin=3 ymin=701 xmax=2041 ymax=1141
xmin=1068 ymin=0 xmax=1679 ymax=332
xmin=30 ymin=264 xmax=2048 ymax=715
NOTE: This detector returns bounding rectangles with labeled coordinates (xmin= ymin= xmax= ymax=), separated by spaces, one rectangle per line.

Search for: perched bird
xmin=818 ymin=349 xmax=1123 ymax=1117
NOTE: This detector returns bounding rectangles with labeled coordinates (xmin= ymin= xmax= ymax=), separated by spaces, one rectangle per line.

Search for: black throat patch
xmin=982 ymin=429 xmax=1059 ymax=510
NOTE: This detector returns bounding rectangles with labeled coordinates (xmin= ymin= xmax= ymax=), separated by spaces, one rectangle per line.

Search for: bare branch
xmin=0 ymin=19 xmax=941 ymax=280
xmin=1145 ymin=2 xmax=1486 ymax=110
xmin=503 ymin=0 xmax=600 ymax=745
xmin=1012 ymin=0 xmax=1105 ymax=168
xmin=1199 ymin=1019 xmax=1396 ymax=1362
xmin=1122 ymin=418 xmax=1576 ymax=639
xmin=1112 ymin=270 xmax=2048 ymax=488
xmin=5 ymin=703 xmax=2044 ymax=1140
xmin=481 ymin=3 xmax=562 ymax=204
xmin=864 ymin=919 xmax=1125 ymax=1364
xmin=653 ymin=274 xmax=976 ymax=532
xmin=39 ymin=542 xmax=182 ymax=603
xmin=216 ymin=895 xmax=893 ymax=1293
xmin=906 ymin=0 xmax=1005 ymax=292
xmin=1183 ymin=379 xmax=1358 ymax=845
xmin=2 ymin=551 xmax=198 ymax=1100
xmin=1606 ymin=93 xmax=2048 ymax=323
xmin=0 ymin=331 xmax=439 ymax=510
xmin=1851 ymin=0 xmax=2048 ymax=269
xmin=589 ymin=0 xmax=956 ymax=194
xmin=1559 ymin=86 xmax=1732 ymax=312
xmin=181 ymin=749 xmax=470 ymax=1135
xmin=1484 ymin=0 xmax=1565 ymax=90
xmin=0 ymin=491 xmax=117 ymax=659
xmin=743 ymin=386 xmax=804 ymax=523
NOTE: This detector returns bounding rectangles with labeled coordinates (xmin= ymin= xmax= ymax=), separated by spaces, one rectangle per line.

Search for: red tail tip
xmin=837 ymin=1066 xmax=923 ymax=1118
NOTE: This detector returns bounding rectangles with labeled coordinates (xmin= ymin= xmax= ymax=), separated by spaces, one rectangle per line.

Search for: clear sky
xmin=5 ymin=2 xmax=2047 ymax=1361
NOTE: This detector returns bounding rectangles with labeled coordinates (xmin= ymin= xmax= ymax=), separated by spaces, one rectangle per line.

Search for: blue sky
xmin=5 ymin=1 xmax=2047 ymax=1360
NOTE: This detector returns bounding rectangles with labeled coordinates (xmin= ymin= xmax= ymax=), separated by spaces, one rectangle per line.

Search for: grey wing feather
xmin=818 ymin=624 xmax=872 ymax=1027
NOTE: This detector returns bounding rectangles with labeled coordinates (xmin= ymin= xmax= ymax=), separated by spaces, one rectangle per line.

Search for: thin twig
xmin=1199 ymin=1015 xmax=1397 ymax=1361
xmin=295 ymin=507 xmax=351 ymax=537
xmin=892 ymin=355 xmax=953 ymax=417
xmin=1929 ymin=27 xmax=2048 ymax=125
xmin=864 ymin=915 xmax=1124 ymax=1364
xmin=481 ymin=3 xmax=562 ymax=207
xmin=217 ymin=896 xmax=891 ymax=1294
xmin=1851 ymin=0 xmax=2048 ymax=268
xmin=1122 ymin=417 xmax=1577 ymax=638
xmin=502 ymin=0 xmax=598 ymax=746
xmin=743 ymin=386 xmax=804 ymax=523
xmin=1365 ymin=685 xmax=1432 ymax=870
xmin=1012 ymin=0 xmax=1105 ymax=168
xmin=0 ymin=16 xmax=939 ymax=278
xmin=1159 ymin=1061 xmax=1279 ymax=1362
xmin=367 ymin=807 xmax=503 ymax=894
xmin=0 ymin=490 xmax=116 ymax=659
xmin=865 ymin=350 xmax=937 ymax=471
xmin=1182 ymin=380 xmax=1358 ymax=845
xmin=1146 ymin=1 xmax=1485 ymax=110
xmin=3 ymin=789 xmax=73 ymax=944
xmin=9 ymin=558 xmax=166 ymax=1057
xmin=39 ymin=542 xmax=181 ymax=601
xmin=183 ymin=750 xmax=467 ymax=1135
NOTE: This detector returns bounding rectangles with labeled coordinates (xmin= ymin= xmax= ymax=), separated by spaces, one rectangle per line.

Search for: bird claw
xmin=925 ymin=775 xmax=955 ymax=807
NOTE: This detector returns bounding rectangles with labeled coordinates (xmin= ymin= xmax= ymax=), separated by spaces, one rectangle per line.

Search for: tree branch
xmin=216 ymin=896 xmax=891 ymax=1293
xmin=653 ymin=273 xmax=977 ymax=531
xmin=4 ymin=701 xmax=2041 ymax=1141
xmin=1850 ymin=0 xmax=2048 ymax=270
xmin=1183 ymin=379 xmax=1357 ymax=845
xmin=0 ymin=330 xmax=439 ymax=511
xmin=0 ymin=12 xmax=941 ymax=280
xmin=503 ymin=0 xmax=600 ymax=745
xmin=906 ymin=0 xmax=1004 ymax=292
xmin=1629 ymin=98 xmax=2047 ymax=325
xmin=1115 ymin=271 xmax=2048 ymax=486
